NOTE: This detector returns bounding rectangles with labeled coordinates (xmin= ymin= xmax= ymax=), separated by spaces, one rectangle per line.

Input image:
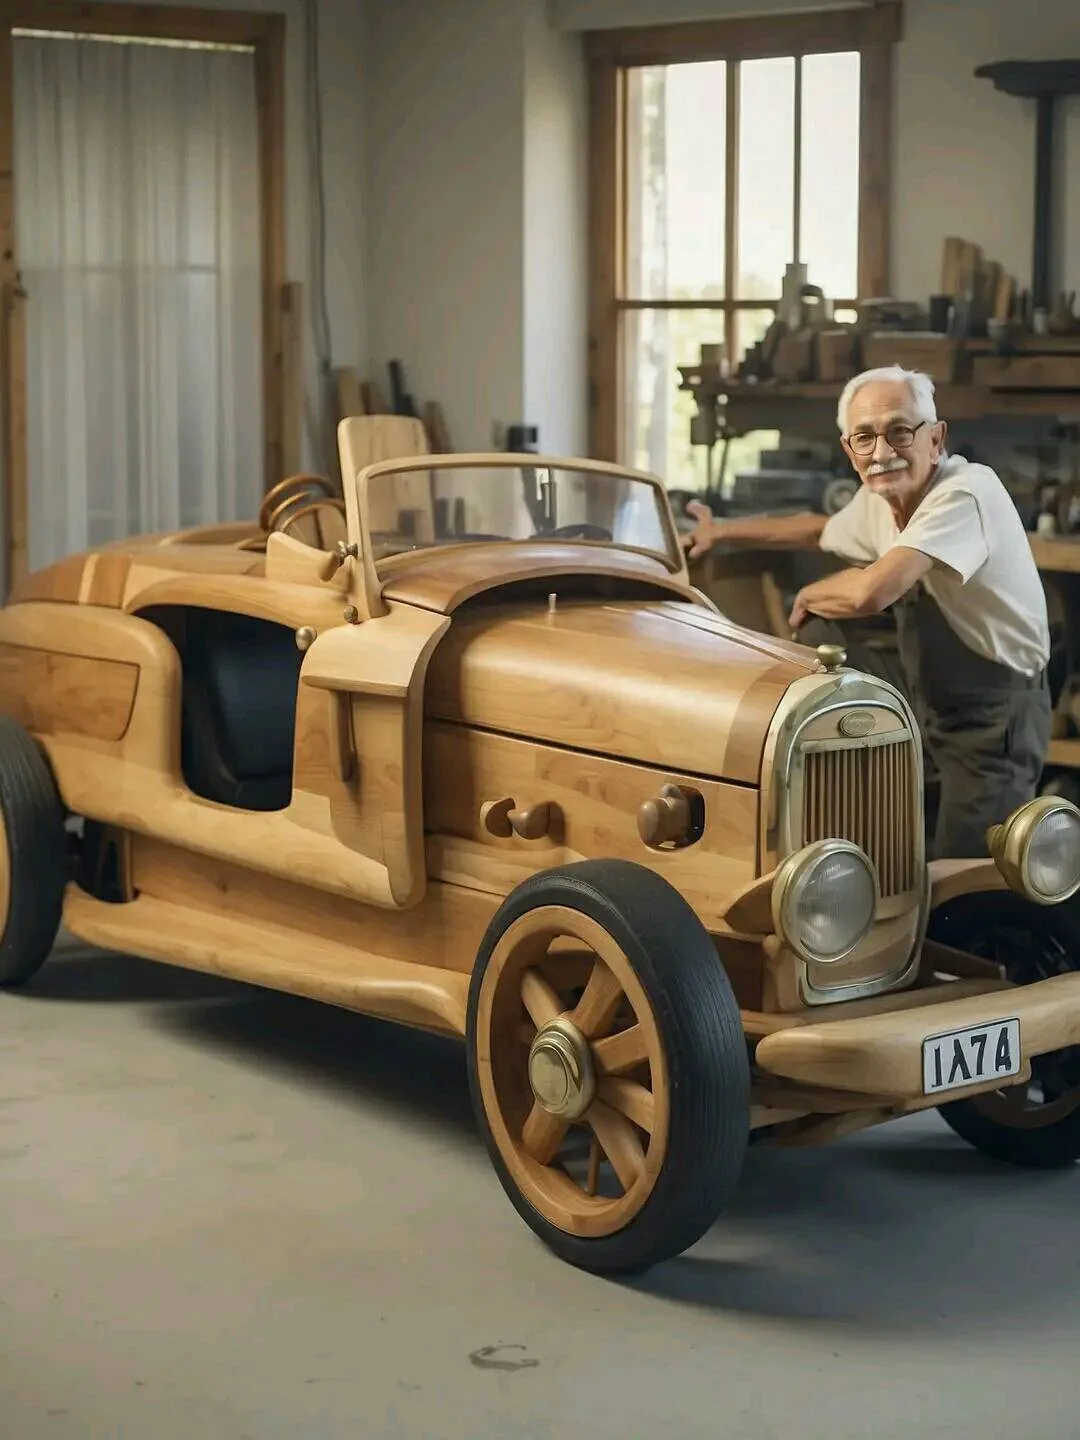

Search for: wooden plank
xmin=423 ymin=400 xmax=452 ymax=453
xmin=724 ymin=55 xmax=739 ymax=367
xmin=586 ymin=55 xmax=620 ymax=461
xmin=584 ymin=2 xmax=903 ymax=66
xmin=334 ymin=366 xmax=364 ymax=420
xmin=254 ymin=13 xmax=286 ymax=493
xmin=857 ymin=39 xmax=892 ymax=298
xmin=972 ymin=353 xmax=1080 ymax=390
xmin=279 ymin=281 xmax=301 ymax=475
xmin=359 ymin=379 xmax=389 ymax=415
xmin=2 ymin=0 xmax=282 ymax=45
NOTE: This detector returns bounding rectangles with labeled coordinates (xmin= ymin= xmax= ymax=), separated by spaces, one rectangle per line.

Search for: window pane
xmin=626 ymin=63 xmax=726 ymax=301
xmin=800 ymin=51 xmax=860 ymax=299
xmin=736 ymin=57 xmax=795 ymax=300
xmin=621 ymin=308 xmax=726 ymax=488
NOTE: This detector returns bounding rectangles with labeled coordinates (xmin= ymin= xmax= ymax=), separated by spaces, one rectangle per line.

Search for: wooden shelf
xmin=689 ymin=381 xmax=1080 ymax=423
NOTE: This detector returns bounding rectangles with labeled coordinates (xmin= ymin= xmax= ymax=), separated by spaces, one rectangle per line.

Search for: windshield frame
xmin=343 ymin=451 xmax=686 ymax=599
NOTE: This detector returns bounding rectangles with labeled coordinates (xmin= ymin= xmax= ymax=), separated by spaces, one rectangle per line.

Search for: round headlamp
xmin=771 ymin=839 xmax=878 ymax=964
xmin=987 ymin=796 xmax=1080 ymax=905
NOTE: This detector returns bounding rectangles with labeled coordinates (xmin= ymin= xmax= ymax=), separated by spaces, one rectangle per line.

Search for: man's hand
xmin=789 ymin=568 xmax=870 ymax=628
xmin=682 ymin=500 xmax=721 ymax=559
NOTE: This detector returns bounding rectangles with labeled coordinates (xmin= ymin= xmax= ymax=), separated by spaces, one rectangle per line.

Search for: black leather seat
xmin=180 ymin=609 xmax=303 ymax=811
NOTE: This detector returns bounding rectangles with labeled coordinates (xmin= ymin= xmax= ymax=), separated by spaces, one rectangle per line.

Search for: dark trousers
xmin=922 ymin=682 xmax=1050 ymax=859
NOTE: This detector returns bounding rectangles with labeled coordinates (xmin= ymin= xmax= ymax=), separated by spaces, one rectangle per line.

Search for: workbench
xmin=687 ymin=380 xmax=1080 ymax=442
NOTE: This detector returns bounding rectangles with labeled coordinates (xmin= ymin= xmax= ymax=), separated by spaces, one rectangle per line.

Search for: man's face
xmin=841 ymin=380 xmax=947 ymax=505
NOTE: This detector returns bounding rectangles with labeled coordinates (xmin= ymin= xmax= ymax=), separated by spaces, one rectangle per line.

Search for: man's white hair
xmin=836 ymin=365 xmax=939 ymax=434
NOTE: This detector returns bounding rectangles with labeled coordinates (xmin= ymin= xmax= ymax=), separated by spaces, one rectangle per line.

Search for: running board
xmin=62 ymin=885 xmax=470 ymax=1037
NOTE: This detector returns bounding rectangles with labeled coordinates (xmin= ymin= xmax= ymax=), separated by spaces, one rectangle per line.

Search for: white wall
xmin=364 ymin=0 xmax=588 ymax=456
xmin=893 ymin=0 xmax=1080 ymax=306
xmin=365 ymin=0 xmax=526 ymax=452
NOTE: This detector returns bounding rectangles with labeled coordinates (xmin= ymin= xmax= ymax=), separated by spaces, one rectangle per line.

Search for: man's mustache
xmin=866 ymin=458 xmax=910 ymax=477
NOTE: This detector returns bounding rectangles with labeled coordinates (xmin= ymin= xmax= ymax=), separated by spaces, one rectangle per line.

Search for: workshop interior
xmin=2 ymin=3 xmax=1080 ymax=1437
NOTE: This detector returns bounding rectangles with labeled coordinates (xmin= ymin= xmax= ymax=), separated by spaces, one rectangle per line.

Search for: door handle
xmin=481 ymin=797 xmax=553 ymax=841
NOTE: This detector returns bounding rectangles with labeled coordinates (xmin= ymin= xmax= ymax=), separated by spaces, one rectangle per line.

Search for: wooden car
xmin=2 ymin=421 xmax=1080 ymax=1275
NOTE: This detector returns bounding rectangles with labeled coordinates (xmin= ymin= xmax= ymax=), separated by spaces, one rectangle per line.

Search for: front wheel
xmin=465 ymin=859 xmax=750 ymax=1274
xmin=928 ymin=891 xmax=1080 ymax=1168
xmin=0 ymin=715 xmax=67 ymax=987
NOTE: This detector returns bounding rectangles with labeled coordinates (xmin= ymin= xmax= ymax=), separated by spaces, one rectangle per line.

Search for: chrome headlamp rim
xmin=770 ymin=837 xmax=880 ymax=965
xmin=988 ymin=795 xmax=1080 ymax=906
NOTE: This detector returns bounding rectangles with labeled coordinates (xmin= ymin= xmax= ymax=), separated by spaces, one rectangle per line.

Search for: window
xmin=586 ymin=5 xmax=900 ymax=486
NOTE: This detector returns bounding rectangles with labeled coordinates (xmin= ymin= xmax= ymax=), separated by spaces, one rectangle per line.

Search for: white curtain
xmin=13 ymin=34 xmax=264 ymax=570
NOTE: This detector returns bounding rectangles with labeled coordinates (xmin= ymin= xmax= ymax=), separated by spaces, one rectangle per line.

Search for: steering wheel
xmin=259 ymin=473 xmax=337 ymax=531
xmin=272 ymin=497 xmax=348 ymax=548
xmin=541 ymin=522 xmax=613 ymax=542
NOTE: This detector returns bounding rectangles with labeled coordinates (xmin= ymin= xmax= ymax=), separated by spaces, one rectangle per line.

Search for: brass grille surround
xmin=762 ymin=672 xmax=929 ymax=1006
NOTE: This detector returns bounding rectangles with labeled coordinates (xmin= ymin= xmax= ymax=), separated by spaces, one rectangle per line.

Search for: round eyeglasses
xmin=845 ymin=420 xmax=927 ymax=456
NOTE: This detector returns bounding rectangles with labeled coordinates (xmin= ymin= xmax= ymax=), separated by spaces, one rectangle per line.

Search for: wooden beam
xmin=279 ymin=281 xmax=302 ymax=477
xmin=723 ymin=58 xmax=739 ymax=370
xmin=254 ymin=11 xmax=286 ymax=493
xmin=587 ymin=55 xmax=620 ymax=462
xmin=584 ymin=2 xmax=903 ymax=68
xmin=858 ymin=38 xmax=893 ymax=297
xmin=0 ymin=0 xmax=282 ymax=45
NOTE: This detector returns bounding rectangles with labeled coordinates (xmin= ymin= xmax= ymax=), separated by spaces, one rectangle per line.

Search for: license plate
xmin=922 ymin=1018 xmax=1022 ymax=1096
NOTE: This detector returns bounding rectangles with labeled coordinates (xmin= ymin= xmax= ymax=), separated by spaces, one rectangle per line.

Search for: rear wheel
xmin=0 ymin=716 xmax=67 ymax=987
xmin=928 ymin=891 xmax=1080 ymax=1168
xmin=466 ymin=860 xmax=750 ymax=1274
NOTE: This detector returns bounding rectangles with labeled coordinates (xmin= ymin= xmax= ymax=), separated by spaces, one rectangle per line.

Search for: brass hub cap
xmin=527 ymin=1017 xmax=596 ymax=1121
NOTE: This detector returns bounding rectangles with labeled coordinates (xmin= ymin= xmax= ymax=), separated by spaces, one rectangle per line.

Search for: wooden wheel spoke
xmin=520 ymin=967 xmax=563 ymax=1030
xmin=585 ymin=1135 xmax=601 ymax=1196
xmin=592 ymin=1023 xmax=649 ymax=1076
xmin=521 ymin=1102 xmax=569 ymax=1164
xmin=570 ymin=959 xmax=624 ymax=1038
xmin=598 ymin=1076 xmax=654 ymax=1134
xmin=587 ymin=1099 xmax=645 ymax=1192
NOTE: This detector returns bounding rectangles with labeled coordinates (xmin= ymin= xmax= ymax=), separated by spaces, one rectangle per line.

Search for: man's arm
xmin=789 ymin=545 xmax=932 ymax=628
xmin=683 ymin=501 xmax=827 ymax=558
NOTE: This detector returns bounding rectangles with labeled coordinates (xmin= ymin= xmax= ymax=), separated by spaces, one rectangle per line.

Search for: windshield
xmin=358 ymin=462 xmax=679 ymax=568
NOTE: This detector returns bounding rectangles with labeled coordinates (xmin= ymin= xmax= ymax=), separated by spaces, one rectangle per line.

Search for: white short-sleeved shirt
xmin=818 ymin=455 xmax=1050 ymax=676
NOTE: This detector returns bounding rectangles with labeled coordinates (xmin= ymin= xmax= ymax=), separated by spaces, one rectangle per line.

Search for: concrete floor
xmin=2 ymin=937 xmax=1079 ymax=1440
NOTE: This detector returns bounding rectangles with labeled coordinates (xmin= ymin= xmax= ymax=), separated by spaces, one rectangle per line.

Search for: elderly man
xmin=684 ymin=364 xmax=1051 ymax=860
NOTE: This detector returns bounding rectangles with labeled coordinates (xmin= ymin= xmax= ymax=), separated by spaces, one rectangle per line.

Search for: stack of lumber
xmin=940 ymin=236 xmax=1015 ymax=324
xmin=333 ymin=365 xmax=453 ymax=455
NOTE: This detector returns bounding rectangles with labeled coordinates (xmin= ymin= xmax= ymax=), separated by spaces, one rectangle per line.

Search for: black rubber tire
xmin=466 ymin=859 xmax=750 ymax=1274
xmin=0 ymin=715 xmax=67 ymax=987
xmin=928 ymin=891 xmax=1080 ymax=1168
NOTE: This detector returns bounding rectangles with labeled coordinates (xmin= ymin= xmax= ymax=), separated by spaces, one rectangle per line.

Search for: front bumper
xmin=753 ymin=972 xmax=1080 ymax=1101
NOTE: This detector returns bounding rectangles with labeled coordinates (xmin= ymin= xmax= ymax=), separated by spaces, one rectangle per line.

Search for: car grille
xmin=801 ymin=736 xmax=918 ymax=899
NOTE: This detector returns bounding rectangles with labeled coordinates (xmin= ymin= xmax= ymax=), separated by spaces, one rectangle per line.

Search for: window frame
xmin=585 ymin=1 xmax=903 ymax=462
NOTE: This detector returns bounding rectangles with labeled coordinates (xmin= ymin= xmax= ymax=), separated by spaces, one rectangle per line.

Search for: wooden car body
xmin=2 ymin=426 xmax=1079 ymax=1270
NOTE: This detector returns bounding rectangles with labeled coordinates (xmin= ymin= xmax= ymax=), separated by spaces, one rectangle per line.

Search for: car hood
xmin=423 ymin=597 xmax=819 ymax=786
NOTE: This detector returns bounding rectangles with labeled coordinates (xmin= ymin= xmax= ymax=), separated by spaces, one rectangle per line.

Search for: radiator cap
xmin=816 ymin=644 xmax=847 ymax=672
